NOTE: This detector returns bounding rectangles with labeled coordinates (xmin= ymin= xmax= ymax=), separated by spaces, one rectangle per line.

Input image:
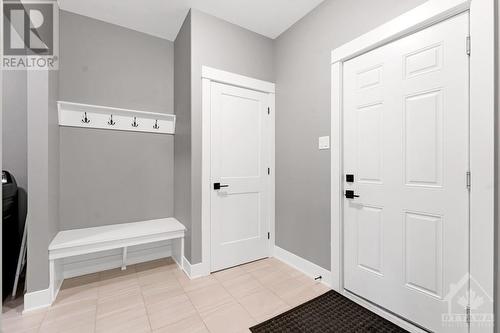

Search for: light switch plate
xmin=318 ymin=136 xmax=330 ymax=150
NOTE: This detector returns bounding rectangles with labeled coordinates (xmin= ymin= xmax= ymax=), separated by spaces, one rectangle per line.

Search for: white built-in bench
xmin=48 ymin=218 xmax=185 ymax=303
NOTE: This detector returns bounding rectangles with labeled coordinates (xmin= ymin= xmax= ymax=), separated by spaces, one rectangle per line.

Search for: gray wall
xmin=59 ymin=11 xmax=173 ymax=113
xmin=174 ymin=12 xmax=193 ymax=260
xmin=59 ymin=11 xmax=175 ymax=229
xmin=2 ymin=71 xmax=27 ymax=191
xmin=2 ymin=70 xmax=28 ymax=233
xmin=274 ymin=0 xmax=426 ymax=269
xmin=26 ymin=70 xmax=60 ymax=292
xmin=187 ymin=9 xmax=274 ymax=263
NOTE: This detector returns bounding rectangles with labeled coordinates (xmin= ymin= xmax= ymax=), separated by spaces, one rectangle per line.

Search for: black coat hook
xmin=153 ymin=120 xmax=160 ymax=130
xmin=81 ymin=112 xmax=90 ymax=124
xmin=108 ymin=114 xmax=116 ymax=126
xmin=131 ymin=117 xmax=139 ymax=128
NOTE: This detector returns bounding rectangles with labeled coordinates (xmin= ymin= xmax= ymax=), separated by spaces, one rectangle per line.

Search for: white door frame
xmin=330 ymin=1 xmax=495 ymax=333
xmin=201 ymin=66 xmax=276 ymax=275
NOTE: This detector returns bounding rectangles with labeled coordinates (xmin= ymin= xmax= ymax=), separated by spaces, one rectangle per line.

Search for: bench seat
xmin=48 ymin=218 xmax=185 ymax=304
xmin=49 ymin=218 xmax=186 ymax=260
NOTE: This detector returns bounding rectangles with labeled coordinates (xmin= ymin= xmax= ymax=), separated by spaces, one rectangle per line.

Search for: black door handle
xmin=214 ymin=183 xmax=229 ymax=190
xmin=345 ymin=190 xmax=359 ymax=199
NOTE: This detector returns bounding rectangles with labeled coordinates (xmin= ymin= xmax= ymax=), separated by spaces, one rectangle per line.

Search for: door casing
xmin=330 ymin=1 xmax=495 ymax=333
xmin=201 ymin=66 xmax=276 ymax=276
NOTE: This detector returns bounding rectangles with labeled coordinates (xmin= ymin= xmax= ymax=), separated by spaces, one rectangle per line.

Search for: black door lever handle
xmin=214 ymin=183 xmax=229 ymax=190
xmin=345 ymin=190 xmax=359 ymax=199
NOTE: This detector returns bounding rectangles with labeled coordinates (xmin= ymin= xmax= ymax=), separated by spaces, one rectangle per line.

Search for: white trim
xmin=23 ymin=288 xmax=52 ymax=313
xmin=468 ymin=1 xmax=495 ymax=331
xmin=202 ymin=66 xmax=275 ymax=93
xmin=273 ymin=246 xmax=332 ymax=288
xmin=330 ymin=61 xmax=343 ymax=292
xmin=268 ymin=93 xmax=276 ymax=255
xmin=201 ymin=77 xmax=212 ymax=276
xmin=331 ymin=0 xmax=470 ymax=63
xmin=182 ymin=256 xmax=208 ymax=279
xmin=201 ymin=67 xmax=276 ymax=275
xmin=271 ymin=246 xmax=425 ymax=333
xmin=58 ymin=101 xmax=176 ymax=135
xmin=331 ymin=1 xmax=495 ymax=333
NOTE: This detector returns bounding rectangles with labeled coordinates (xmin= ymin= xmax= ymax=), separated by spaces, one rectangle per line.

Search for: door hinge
xmin=466 ymin=171 xmax=471 ymax=190
xmin=267 ymin=232 xmax=270 ymax=239
xmin=267 ymin=167 xmax=270 ymax=175
xmin=267 ymin=107 xmax=270 ymax=115
xmin=466 ymin=36 xmax=471 ymax=56
xmin=466 ymin=306 xmax=471 ymax=324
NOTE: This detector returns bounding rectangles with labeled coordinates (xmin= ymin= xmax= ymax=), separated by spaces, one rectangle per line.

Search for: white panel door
xmin=210 ymin=82 xmax=270 ymax=272
xmin=343 ymin=13 xmax=469 ymax=332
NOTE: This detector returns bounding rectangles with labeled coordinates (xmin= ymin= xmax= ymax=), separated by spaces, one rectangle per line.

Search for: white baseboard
xmin=62 ymin=241 xmax=172 ymax=279
xmin=24 ymin=288 xmax=52 ymax=313
xmin=273 ymin=245 xmax=333 ymax=288
xmin=182 ymin=257 xmax=209 ymax=279
xmin=272 ymin=246 xmax=424 ymax=333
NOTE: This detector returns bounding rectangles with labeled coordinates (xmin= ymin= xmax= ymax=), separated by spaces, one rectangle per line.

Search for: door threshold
xmin=342 ymin=289 xmax=431 ymax=333
xmin=211 ymin=256 xmax=270 ymax=274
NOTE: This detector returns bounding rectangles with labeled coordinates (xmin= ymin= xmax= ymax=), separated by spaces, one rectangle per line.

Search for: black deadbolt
xmin=346 ymin=174 xmax=354 ymax=183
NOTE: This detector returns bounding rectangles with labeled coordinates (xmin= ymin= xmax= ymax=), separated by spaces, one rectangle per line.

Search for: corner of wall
xmin=174 ymin=9 xmax=193 ymax=262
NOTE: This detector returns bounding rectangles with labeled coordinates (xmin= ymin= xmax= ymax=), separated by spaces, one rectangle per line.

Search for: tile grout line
xmin=137 ymin=262 xmax=184 ymax=332
xmin=173 ymin=268 xmax=212 ymax=333
xmin=246 ymin=263 xmax=292 ymax=321
xmin=244 ymin=259 xmax=319 ymax=318
xmin=142 ymin=265 xmax=212 ymax=332
xmin=216 ymin=260 xmax=294 ymax=326
xmin=127 ymin=266 xmax=154 ymax=333
xmin=6 ymin=258 xmax=321 ymax=333
xmin=137 ymin=274 xmax=154 ymax=333
xmin=94 ymin=270 xmax=103 ymax=333
xmin=37 ymin=306 xmax=50 ymax=332
xmin=216 ymin=273 xmax=259 ymax=327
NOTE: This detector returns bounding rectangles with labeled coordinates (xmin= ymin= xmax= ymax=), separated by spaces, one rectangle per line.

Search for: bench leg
xmin=121 ymin=247 xmax=128 ymax=271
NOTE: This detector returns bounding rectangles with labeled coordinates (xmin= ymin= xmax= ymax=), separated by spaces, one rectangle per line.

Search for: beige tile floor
xmin=2 ymin=257 xmax=330 ymax=333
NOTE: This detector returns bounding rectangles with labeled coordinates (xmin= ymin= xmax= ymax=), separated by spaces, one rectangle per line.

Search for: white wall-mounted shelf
xmin=58 ymin=101 xmax=176 ymax=135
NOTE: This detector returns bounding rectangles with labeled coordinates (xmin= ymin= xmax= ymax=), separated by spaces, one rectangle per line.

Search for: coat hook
xmin=81 ymin=112 xmax=90 ymax=124
xmin=153 ymin=120 xmax=160 ymax=130
xmin=131 ymin=117 xmax=139 ymax=128
xmin=108 ymin=114 xmax=116 ymax=126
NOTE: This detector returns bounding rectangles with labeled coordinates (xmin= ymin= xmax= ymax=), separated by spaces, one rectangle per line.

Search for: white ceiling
xmin=58 ymin=0 xmax=325 ymax=41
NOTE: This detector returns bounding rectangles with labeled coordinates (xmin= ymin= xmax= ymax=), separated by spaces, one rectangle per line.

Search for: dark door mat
xmin=250 ymin=290 xmax=409 ymax=333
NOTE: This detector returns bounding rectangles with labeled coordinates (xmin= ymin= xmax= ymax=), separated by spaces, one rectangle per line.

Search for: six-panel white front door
xmin=210 ymin=82 xmax=271 ymax=272
xmin=343 ymin=13 xmax=469 ymax=332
